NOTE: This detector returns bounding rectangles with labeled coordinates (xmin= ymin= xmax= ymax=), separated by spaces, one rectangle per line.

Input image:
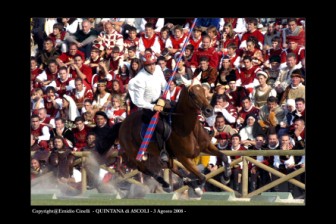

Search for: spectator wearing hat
xmin=128 ymin=52 xmax=169 ymax=162
xmin=138 ymin=22 xmax=161 ymax=57
xmin=264 ymin=55 xmax=281 ymax=87
xmin=193 ymin=56 xmax=218 ymax=89
xmin=187 ymin=26 xmax=202 ymax=51
xmin=251 ymin=70 xmax=277 ymax=108
xmin=239 ymin=18 xmax=264 ymax=50
xmin=274 ymin=53 xmax=301 ymax=98
xmin=282 ymin=18 xmax=305 ymax=48
xmin=280 ymin=69 xmax=305 ymax=106
xmin=280 ymin=35 xmax=305 ymax=69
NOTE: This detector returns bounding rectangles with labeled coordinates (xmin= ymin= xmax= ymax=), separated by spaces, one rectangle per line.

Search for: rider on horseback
xmin=128 ymin=53 xmax=170 ymax=162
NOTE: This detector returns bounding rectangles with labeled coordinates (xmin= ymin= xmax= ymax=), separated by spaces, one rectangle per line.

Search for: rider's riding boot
xmin=156 ymin=132 xmax=169 ymax=162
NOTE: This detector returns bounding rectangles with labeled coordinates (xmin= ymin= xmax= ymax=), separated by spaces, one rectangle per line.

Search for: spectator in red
xmin=31 ymin=114 xmax=50 ymax=151
xmin=190 ymin=35 xmax=219 ymax=70
xmin=31 ymin=57 xmax=43 ymax=89
xmin=239 ymin=18 xmax=264 ymax=50
xmin=56 ymin=43 xmax=85 ymax=67
xmin=282 ymin=18 xmax=305 ymax=48
xmin=69 ymin=77 xmax=94 ymax=112
xmin=69 ymin=54 xmax=93 ymax=88
xmin=72 ymin=116 xmax=91 ymax=151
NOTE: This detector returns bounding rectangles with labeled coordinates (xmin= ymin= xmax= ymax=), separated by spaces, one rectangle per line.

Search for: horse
xmin=99 ymin=77 xmax=231 ymax=194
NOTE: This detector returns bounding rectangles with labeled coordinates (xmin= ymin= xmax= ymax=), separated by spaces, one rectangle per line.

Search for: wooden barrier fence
xmin=31 ymin=150 xmax=305 ymax=197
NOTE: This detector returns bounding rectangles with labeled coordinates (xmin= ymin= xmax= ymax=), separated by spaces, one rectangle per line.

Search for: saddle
xmin=140 ymin=120 xmax=171 ymax=143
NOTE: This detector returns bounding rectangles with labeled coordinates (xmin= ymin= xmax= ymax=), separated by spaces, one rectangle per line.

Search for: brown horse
xmin=100 ymin=77 xmax=231 ymax=194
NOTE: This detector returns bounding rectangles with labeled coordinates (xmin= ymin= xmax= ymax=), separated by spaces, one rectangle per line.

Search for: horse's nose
xmin=205 ymin=108 xmax=212 ymax=114
xmin=203 ymin=106 xmax=213 ymax=117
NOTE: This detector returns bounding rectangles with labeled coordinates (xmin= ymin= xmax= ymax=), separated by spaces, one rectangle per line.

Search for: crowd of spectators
xmin=30 ymin=17 xmax=305 ymax=198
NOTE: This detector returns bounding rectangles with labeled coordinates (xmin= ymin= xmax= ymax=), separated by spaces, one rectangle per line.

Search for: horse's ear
xmin=192 ymin=77 xmax=201 ymax=86
xmin=180 ymin=75 xmax=191 ymax=87
xmin=196 ymin=72 xmax=201 ymax=81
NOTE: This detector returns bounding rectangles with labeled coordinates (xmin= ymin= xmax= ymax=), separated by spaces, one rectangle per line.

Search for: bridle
xmin=188 ymin=84 xmax=207 ymax=111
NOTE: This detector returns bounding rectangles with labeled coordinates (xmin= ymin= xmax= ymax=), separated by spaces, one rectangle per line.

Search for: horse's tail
xmin=96 ymin=122 xmax=122 ymax=154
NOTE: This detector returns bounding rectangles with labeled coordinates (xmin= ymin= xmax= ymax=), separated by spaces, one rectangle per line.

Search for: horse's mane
xmin=172 ymin=85 xmax=199 ymax=135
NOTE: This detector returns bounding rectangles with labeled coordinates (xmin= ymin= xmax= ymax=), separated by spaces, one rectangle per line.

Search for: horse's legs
xmin=204 ymin=143 xmax=232 ymax=178
xmin=175 ymin=156 xmax=206 ymax=196
xmin=136 ymin=163 xmax=172 ymax=192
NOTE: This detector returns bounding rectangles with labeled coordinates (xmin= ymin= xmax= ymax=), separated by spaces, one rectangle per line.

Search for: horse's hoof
xmin=194 ymin=187 xmax=204 ymax=197
xmin=163 ymin=186 xmax=172 ymax=193
xmin=224 ymin=166 xmax=232 ymax=178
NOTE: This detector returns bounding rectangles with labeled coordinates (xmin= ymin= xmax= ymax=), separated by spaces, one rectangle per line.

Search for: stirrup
xmin=160 ymin=150 xmax=169 ymax=162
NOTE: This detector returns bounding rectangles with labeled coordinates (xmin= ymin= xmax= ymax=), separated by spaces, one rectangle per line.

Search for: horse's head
xmin=181 ymin=76 xmax=213 ymax=117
